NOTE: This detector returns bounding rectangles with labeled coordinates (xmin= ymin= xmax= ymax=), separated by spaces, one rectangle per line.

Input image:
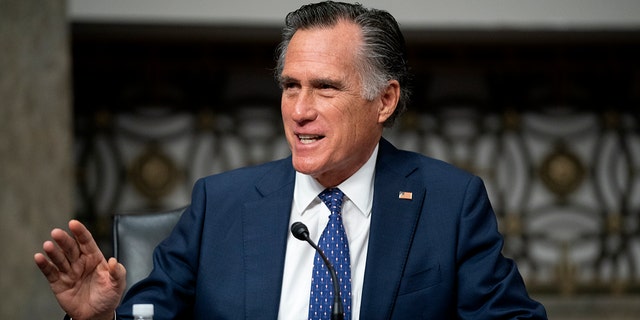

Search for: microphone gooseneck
xmin=290 ymin=222 xmax=344 ymax=320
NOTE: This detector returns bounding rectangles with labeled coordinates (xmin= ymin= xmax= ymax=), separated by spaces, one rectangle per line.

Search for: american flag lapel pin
xmin=398 ymin=191 xmax=413 ymax=200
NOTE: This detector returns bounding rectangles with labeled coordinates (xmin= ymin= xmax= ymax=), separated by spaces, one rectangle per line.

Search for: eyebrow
xmin=278 ymin=76 xmax=297 ymax=87
xmin=278 ymin=75 xmax=346 ymax=91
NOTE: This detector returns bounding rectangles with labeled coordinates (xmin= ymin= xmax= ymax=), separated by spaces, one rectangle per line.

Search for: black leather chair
xmin=113 ymin=206 xmax=187 ymax=294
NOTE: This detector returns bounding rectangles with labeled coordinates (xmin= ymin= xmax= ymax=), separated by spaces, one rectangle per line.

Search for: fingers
xmin=34 ymin=252 xmax=60 ymax=283
xmin=47 ymin=227 xmax=80 ymax=273
xmin=68 ymin=220 xmax=103 ymax=258
xmin=36 ymin=220 xmax=102 ymax=275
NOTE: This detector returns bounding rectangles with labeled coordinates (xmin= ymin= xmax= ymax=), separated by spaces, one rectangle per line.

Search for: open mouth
xmin=297 ymin=134 xmax=324 ymax=144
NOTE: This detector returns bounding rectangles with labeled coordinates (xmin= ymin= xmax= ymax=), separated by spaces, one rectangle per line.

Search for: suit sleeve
xmin=115 ymin=178 xmax=208 ymax=320
xmin=456 ymin=176 xmax=547 ymax=319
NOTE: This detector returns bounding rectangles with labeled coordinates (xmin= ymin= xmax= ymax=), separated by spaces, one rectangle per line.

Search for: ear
xmin=377 ymin=80 xmax=400 ymax=124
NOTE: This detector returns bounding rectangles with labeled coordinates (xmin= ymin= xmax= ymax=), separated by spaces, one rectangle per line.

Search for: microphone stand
xmin=291 ymin=222 xmax=344 ymax=320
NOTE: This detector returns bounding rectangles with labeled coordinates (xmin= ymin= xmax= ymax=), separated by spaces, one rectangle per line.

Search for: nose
xmin=288 ymin=90 xmax=317 ymax=124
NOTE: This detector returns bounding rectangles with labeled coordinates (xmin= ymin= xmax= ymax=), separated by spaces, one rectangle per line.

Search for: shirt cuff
xmin=65 ymin=311 xmax=117 ymax=320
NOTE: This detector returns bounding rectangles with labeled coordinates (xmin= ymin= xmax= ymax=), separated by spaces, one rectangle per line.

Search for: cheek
xmin=280 ymin=100 xmax=291 ymax=120
xmin=337 ymin=116 xmax=370 ymax=151
xmin=349 ymin=105 xmax=379 ymax=131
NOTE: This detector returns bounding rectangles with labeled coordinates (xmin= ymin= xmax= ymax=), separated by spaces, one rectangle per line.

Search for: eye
xmin=314 ymin=79 xmax=342 ymax=91
xmin=278 ymin=76 xmax=299 ymax=90
xmin=319 ymin=83 xmax=337 ymax=90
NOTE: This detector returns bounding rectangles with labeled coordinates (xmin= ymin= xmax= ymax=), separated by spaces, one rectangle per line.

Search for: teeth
xmin=298 ymin=134 xmax=321 ymax=144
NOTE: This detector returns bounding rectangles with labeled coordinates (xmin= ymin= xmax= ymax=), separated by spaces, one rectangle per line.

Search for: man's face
xmin=280 ymin=20 xmax=394 ymax=187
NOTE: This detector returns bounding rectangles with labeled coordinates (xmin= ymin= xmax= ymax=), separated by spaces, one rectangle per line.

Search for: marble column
xmin=0 ymin=0 xmax=72 ymax=318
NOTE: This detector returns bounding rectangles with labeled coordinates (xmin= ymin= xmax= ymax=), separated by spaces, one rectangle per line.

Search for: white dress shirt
xmin=278 ymin=144 xmax=378 ymax=320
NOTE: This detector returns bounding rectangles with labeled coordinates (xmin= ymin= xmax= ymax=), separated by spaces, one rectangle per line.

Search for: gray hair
xmin=275 ymin=1 xmax=411 ymax=127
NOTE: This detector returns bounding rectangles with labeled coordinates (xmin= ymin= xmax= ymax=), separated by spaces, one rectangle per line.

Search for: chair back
xmin=113 ymin=206 xmax=187 ymax=293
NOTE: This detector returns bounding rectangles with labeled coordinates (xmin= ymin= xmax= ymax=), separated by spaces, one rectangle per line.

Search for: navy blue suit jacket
xmin=117 ymin=139 xmax=547 ymax=319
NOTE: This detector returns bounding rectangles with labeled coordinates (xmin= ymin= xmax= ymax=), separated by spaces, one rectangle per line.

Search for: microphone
xmin=291 ymin=222 xmax=344 ymax=320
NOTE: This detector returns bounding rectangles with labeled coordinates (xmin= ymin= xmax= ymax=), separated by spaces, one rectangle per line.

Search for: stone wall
xmin=0 ymin=0 xmax=72 ymax=318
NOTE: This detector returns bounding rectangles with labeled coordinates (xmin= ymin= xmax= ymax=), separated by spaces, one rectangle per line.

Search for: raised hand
xmin=34 ymin=220 xmax=127 ymax=320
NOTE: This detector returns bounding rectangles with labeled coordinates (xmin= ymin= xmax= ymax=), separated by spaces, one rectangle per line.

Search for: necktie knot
xmin=318 ymin=188 xmax=345 ymax=216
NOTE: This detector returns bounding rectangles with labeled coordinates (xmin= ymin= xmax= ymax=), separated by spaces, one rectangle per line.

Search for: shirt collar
xmin=293 ymin=143 xmax=378 ymax=217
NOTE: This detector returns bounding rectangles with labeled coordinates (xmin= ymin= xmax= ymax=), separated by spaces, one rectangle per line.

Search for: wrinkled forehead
xmin=285 ymin=21 xmax=363 ymax=68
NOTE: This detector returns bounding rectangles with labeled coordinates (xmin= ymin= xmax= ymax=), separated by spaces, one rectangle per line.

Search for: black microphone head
xmin=290 ymin=222 xmax=310 ymax=241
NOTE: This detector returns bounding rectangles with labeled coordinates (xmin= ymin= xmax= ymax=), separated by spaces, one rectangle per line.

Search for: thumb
xmin=107 ymin=257 xmax=127 ymax=289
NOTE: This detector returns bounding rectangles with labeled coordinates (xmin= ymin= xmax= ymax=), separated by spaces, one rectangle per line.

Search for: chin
xmin=291 ymin=157 xmax=321 ymax=175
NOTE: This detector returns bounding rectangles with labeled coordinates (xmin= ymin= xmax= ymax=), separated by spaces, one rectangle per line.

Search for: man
xmin=34 ymin=1 xmax=547 ymax=319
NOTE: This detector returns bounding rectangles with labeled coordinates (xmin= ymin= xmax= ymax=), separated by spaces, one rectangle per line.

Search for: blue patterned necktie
xmin=309 ymin=188 xmax=351 ymax=320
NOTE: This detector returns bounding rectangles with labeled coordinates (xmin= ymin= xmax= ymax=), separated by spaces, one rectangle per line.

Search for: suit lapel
xmin=360 ymin=139 xmax=426 ymax=318
xmin=242 ymin=160 xmax=296 ymax=318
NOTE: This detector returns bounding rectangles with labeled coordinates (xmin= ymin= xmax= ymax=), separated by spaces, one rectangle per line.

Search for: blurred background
xmin=2 ymin=0 xmax=639 ymax=318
